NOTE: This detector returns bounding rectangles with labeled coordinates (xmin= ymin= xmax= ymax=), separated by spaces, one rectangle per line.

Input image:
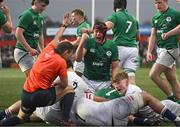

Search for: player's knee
xmin=56 ymin=86 xmax=75 ymax=102
xmin=149 ymin=71 xmax=157 ymax=80
xmin=166 ymin=75 xmax=178 ymax=85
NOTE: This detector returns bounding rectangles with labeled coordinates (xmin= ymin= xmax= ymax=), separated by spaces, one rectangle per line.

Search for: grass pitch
xmin=0 ymin=68 xmax=180 ymax=126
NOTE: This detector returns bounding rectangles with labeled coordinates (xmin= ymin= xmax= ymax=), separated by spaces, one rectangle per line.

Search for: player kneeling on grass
xmin=0 ymin=14 xmax=75 ymax=126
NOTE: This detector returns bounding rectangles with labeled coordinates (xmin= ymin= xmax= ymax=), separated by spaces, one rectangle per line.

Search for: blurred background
xmin=0 ymin=0 xmax=180 ymax=68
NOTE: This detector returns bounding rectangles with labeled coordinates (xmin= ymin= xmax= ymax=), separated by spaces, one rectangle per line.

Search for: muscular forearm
xmin=76 ymin=33 xmax=88 ymax=62
xmin=2 ymin=14 xmax=13 ymax=33
xmin=147 ymin=29 xmax=156 ymax=53
xmin=16 ymin=34 xmax=32 ymax=52
xmin=71 ymin=38 xmax=80 ymax=47
xmin=111 ymin=61 xmax=120 ymax=80
xmin=52 ymin=26 xmax=66 ymax=46
xmin=76 ymin=44 xmax=84 ymax=62
xmin=6 ymin=13 xmax=12 ymax=29
xmin=147 ymin=36 xmax=155 ymax=53
xmin=167 ymin=25 xmax=180 ymax=36
xmin=38 ymin=34 xmax=44 ymax=51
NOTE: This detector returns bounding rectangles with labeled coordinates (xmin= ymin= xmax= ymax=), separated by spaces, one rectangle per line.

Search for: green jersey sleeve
xmin=107 ymin=13 xmax=117 ymax=26
xmin=0 ymin=10 xmax=6 ymax=26
xmin=76 ymin=21 xmax=91 ymax=37
xmin=175 ymin=11 xmax=180 ymax=24
xmin=111 ymin=42 xmax=119 ymax=61
xmin=18 ymin=11 xmax=32 ymax=30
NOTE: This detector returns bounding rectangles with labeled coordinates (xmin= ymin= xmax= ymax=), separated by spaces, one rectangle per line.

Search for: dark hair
xmin=71 ymin=9 xmax=85 ymax=18
xmin=32 ymin=0 xmax=49 ymax=5
xmin=114 ymin=0 xmax=127 ymax=12
xmin=54 ymin=41 xmax=74 ymax=55
xmin=113 ymin=72 xmax=128 ymax=83
xmin=93 ymin=22 xmax=107 ymax=36
xmin=66 ymin=60 xmax=73 ymax=68
xmin=93 ymin=22 xmax=107 ymax=31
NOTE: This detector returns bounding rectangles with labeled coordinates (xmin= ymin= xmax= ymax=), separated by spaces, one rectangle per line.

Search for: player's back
xmin=24 ymin=43 xmax=67 ymax=93
xmin=108 ymin=10 xmax=138 ymax=47
xmin=74 ymin=97 xmax=112 ymax=125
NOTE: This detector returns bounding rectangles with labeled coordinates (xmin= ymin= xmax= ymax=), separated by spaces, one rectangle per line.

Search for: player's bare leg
xmin=141 ymin=91 xmax=180 ymax=125
xmin=149 ymin=63 xmax=172 ymax=96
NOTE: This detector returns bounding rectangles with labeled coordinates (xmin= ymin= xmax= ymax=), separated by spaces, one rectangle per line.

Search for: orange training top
xmin=23 ymin=42 xmax=67 ymax=93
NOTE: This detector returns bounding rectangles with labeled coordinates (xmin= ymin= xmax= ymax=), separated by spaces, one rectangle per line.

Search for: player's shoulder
xmin=67 ymin=71 xmax=89 ymax=92
xmin=21 ymin=8 xmax=32 ymax=15
xmin=19 ymin=8 xmax=33 ymax=19
xmin=105 ymin=39 xmax=117 ymax=47
xmin=126 ymin=84 xmax=142 ymax=95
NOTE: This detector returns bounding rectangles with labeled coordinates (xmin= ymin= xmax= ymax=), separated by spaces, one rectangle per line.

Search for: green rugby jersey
xmin=152 ymin=7 xmax=180 ymax=49
xmin=76 ymin=21 xmax=91 ymax=37
xmin=107 ymin=9 xmax=139 ymax=47
xmin=83 ymin=38 xmax=119 ymax=81
xmin=95 ymin=87 xmax=124 ymax=99
xmin=16 ymin=8 xmax=44 ymax=50
xmin=0 ymin=9 xmax=6 ymax=26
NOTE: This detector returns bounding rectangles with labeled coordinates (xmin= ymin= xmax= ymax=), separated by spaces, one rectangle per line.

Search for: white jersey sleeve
xmin=67 ymin=71 xmax=90 ymax=94
xmin=125 ymin=84 xmax=142 ymax=96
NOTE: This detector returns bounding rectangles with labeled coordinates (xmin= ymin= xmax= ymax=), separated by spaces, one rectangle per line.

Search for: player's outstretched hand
xmin=63 ymin=13 xmax=71 ymax=27
xmin=0 ymin=3 xmax=10 ymax=16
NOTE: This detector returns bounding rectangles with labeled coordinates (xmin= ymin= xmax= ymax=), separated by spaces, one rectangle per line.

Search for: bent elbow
xmin=4 ymin=27 xmax=13 ymax=33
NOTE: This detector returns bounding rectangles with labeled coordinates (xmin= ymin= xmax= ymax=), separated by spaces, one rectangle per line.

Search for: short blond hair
xmin=113 ymin=72 xmax=128 ymax=83
xmin=71 ymin=9 xmax=85 ymax=18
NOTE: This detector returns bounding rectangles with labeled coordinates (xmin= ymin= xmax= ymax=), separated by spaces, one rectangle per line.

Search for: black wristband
xmin=61 ymin=24 xmax=67 ymax=28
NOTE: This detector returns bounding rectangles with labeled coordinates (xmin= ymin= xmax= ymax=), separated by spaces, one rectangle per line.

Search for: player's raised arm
xmin=76 ymin=33 xmax=89 ymax=62
xmin=0 ymin=2 xmax=13 ymax=33
xmin=51 ymin=13 xmax=71 ymax=46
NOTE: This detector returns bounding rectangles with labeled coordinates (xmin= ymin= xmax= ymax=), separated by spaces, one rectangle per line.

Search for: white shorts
xmin=156 ymin=48 xmax=179 ymax=68
xmin=73 ymin=61 xmax=84 ymax=74
xmin=35 ymin=102 xmax=63 ymax=125
xmin=74 ymin=92 xmax=144 ymax=126
xmin=82 ymin=75 xmax=111 ymax=93
xmin=14 ymin=48 xmax=37 ymax=72
xmin=117 ymin=46 xmax=139 ymax=73
xmin=161 ymin=100 xmax=180 ymax=118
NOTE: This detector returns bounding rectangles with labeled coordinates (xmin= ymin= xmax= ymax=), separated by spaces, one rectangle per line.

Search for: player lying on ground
xmin=95 ymin=72 xmax=180 ymax=126
xmin=2 ymin=70 xmax=180 ymax=126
